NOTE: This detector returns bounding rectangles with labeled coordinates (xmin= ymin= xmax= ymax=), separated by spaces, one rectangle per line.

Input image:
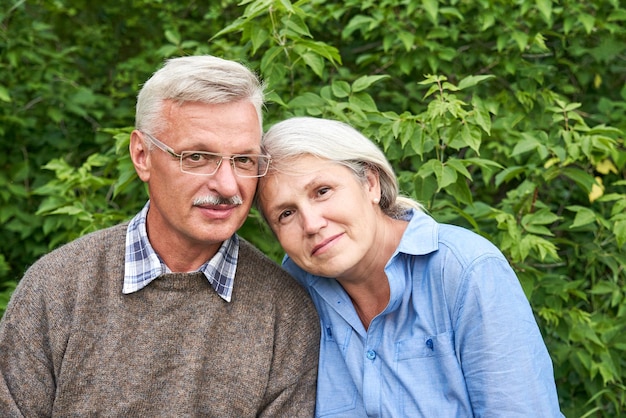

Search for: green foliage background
xmin=1 ymin=0 xmax=625 ymax=416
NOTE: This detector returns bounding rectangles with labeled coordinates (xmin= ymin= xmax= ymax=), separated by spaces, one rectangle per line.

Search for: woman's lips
xmin=311 ymin=233 xmax=343 ymax=255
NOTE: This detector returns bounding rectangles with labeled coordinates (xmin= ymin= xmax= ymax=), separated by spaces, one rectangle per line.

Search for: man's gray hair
xmin=135 ymin=55 xmax=265 ymax=135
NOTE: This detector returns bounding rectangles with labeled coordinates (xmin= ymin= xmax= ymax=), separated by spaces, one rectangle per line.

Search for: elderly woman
xmin=256 ymin=116 xmax=563 ymax=417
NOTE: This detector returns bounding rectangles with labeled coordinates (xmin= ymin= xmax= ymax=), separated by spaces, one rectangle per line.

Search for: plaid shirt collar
xmin=123 ymin=201 xmax=237 ymax=302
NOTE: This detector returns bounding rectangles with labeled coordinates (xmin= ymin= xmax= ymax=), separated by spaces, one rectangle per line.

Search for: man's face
xmin=130 ymin=100 xmax=262 ymax=266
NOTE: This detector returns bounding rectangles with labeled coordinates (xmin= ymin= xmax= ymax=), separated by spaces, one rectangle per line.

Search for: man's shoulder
xmin=68 ymin=222 xmax=128 ymax=245
xmin=237 ymin=238 xmax=285 ymax=272
xmin=9 ymin=223 xmax=128 ymax=314
xmin=235 ymin=238 xmax=308 ymax=293
xmin=26 ymin=223 xmax=128 ymax=276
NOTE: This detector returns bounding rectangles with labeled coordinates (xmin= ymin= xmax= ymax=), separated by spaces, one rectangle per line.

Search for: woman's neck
xmin=341 ymin=217 xmax=408 ymax=330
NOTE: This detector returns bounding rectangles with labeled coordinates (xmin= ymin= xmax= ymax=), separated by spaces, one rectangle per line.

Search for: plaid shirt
xmin=123 ymin=202 xmax=237 ymax=302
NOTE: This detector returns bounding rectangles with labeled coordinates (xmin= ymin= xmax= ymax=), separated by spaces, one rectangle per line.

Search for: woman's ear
xmin=129 ymin=130 xmax=151 ymax=182
xmin=365 ymin=166 xmax=382 ymax=203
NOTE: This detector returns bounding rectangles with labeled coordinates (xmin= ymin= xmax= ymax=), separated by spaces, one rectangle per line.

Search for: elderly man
xmin=0 ymin=55 xmax=319 ymax=417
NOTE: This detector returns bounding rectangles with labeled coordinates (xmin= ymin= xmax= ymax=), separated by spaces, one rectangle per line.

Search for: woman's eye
xmin=317 ymin=186 xmax=331 ymax=196
xmin=278 ymin=209 xmax=293 ymax=221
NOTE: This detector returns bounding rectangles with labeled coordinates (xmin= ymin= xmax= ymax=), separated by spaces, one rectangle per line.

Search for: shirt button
xmin=366 ymin=350 xmax=376 ymax=360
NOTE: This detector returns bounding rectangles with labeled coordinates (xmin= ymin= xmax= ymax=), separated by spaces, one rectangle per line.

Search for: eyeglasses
xmin=142 ymin=132 xmax=271 ymax=178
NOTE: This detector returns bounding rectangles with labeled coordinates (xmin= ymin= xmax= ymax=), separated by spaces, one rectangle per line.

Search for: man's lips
xmin=311 ymin=233 xmax=343 ymax=255
xmin=194 ymin=203 xmax=239 ymax=219
xmin=194 ymin=203 xmax=238 ymax=210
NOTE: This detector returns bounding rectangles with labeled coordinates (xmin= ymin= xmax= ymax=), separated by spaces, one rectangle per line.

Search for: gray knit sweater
xmin=0 ymin=223 xmax=319 ymax=417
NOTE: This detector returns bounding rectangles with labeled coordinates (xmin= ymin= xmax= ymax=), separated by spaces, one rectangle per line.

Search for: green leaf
xmin=446 ymin=158 xmax=472 ymax=180
xmin=250 ymin=27 xmax=269 ymax=54
xmin=495 ymin=166 xmax=526 ymax=187
xmin=460 ymin=124 xmax=482 ymax=154
xmin=590 ymin=281 xmax=619 ymax=295
xmin=511 ymin=30 xmax=529 ymax=51
xmin=522 ymin=234 xmax=559 ymax=260
xmin=561 ymin=167 xmax=596 ymax=194
xmin=288 ymin=92 xmax=327 ymax=114
xmin=471 ymin=96 xmax=492 ymax=135
xmin=348 ymin=92 xmax=378 ymax=113
xmin=613 ymin=219 xmax=626 ymax=247
xmin=398 ymin=31 xmax=415 ymax=52
xmin=164 ymin=30 xmax=180 ymax=45
xmin=422 ymin=0 xmax=439 ymax=21
xmin=296 ymin=39 xmax=342 ymax=65
xmin=597 ymin=354 xmax=618 ymax=385
xmin=352 ymin=75 xmax=389 ymax=93
xmin=342 ymin=14 xmax=376 ymax=38
xmin=457 ymin=75 xmax=495 ymax=90
xmin=444 ymin=175 xmax=473 ymax=205
xmin=579 ymin=13 xmax=596 ymax=34
xmin=521 ymin=209 xmax=560 ymax=236
xmin=49 ymin=205 xmax=86 ymax=216
xmin=300 ymin=52 xmax=325 ymax=77
xmin=331 ymin=81 xmax=351 ymax=98
xmin=439 ymin=164 xmax=458 ymax=189
xmin=511 ymin=136 xmax=539 ymax=156
xmin=464 ymin=157 xmax=503 ymax=170
xmin=413 ymin=173 xmax=438 ymax=205
xmin=535 ymin=0 xmax=552 ymax=23
xmin=0 ymin=86 xmax=11 ymax=102
xmin=419 ymin=160 xmax=457 ymax=190
xmin=282 ymin=16 xmax=313 ymax=38
xmin=568 ymin=207 xmax=597 ymax=228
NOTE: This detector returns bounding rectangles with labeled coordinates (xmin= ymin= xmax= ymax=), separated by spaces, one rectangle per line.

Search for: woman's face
xmin=258 ymin=155 xmax=384 ymax=281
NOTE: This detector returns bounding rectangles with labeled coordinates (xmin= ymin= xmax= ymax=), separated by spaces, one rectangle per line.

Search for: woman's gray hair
xmin=135 ymin=55 xmax=265 ymax=135
xmin=260 ymin=116 xmax=422 ymax=219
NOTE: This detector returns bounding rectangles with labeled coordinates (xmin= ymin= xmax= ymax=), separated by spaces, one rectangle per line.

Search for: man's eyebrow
xmin=180 ymin=144 xmax=262 ymax=154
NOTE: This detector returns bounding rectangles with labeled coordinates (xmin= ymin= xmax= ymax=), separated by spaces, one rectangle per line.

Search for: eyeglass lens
xmin=179 ymin=151 xmax=269 ymax=177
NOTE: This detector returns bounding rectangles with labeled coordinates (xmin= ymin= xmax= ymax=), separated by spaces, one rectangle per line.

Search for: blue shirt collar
xmin=123 ymin=201 xmax=238 ymax=302
xmin=392 ymin=209 xmax=439 ymax=256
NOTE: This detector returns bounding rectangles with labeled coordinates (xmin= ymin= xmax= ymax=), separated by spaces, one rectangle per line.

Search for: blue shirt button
xmin=366 ymin=350 xmax=376 ymax=360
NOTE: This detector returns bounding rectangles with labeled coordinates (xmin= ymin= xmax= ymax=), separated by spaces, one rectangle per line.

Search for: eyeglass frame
xmin=141 ymin=131 xmax=271 ymax=178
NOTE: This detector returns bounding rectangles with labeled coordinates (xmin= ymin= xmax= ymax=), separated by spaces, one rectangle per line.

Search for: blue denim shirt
xmin=283 ymin=210 xmax=563 ymax=417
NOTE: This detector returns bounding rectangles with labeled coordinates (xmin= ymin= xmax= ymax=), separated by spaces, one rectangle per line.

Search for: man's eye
xmin=185 ymin=153 xmax=206 ymax=162
xmin=234 ymin=155 xmax=254 ymax=164
xmin=233 ymin=155 xmax=256 ymax=170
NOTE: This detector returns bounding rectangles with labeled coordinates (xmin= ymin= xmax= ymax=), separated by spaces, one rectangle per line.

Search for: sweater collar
xmin=122 ymin=201 xmax=238 ymax=302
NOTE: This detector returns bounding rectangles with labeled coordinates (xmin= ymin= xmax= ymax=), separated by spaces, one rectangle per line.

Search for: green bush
xmin=1 ymin=0 xmax=625 ymax=416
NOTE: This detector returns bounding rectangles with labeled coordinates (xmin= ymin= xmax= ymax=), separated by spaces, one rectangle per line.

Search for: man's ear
xmin=129 ymin=130 xmax=151 ymax=182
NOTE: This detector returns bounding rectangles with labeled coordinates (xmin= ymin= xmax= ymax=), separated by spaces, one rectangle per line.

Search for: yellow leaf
xmin=544 ymin=157 xmax=560 ymax=169
xmin=594 ymin=73 xmax=602 ymax=89
xmin=595 ymin=159 xmax=618 ymax=175
xmin=589 ymin=177 xmax=604 ymax=203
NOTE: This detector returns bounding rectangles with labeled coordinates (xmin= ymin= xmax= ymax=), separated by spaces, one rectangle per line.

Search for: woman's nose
xmin=301 ymin=206 xmax=327 ymax=235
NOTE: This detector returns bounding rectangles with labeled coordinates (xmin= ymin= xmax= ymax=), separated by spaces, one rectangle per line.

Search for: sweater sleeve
xmin=0 ymin=263 xmax=58 ymax=417
xmin=257 ymin=272 xmax=320 ymax=417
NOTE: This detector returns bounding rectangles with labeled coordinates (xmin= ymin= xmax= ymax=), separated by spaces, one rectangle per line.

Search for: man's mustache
xmin=193 ymin=195 xmax=243 ymax=206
